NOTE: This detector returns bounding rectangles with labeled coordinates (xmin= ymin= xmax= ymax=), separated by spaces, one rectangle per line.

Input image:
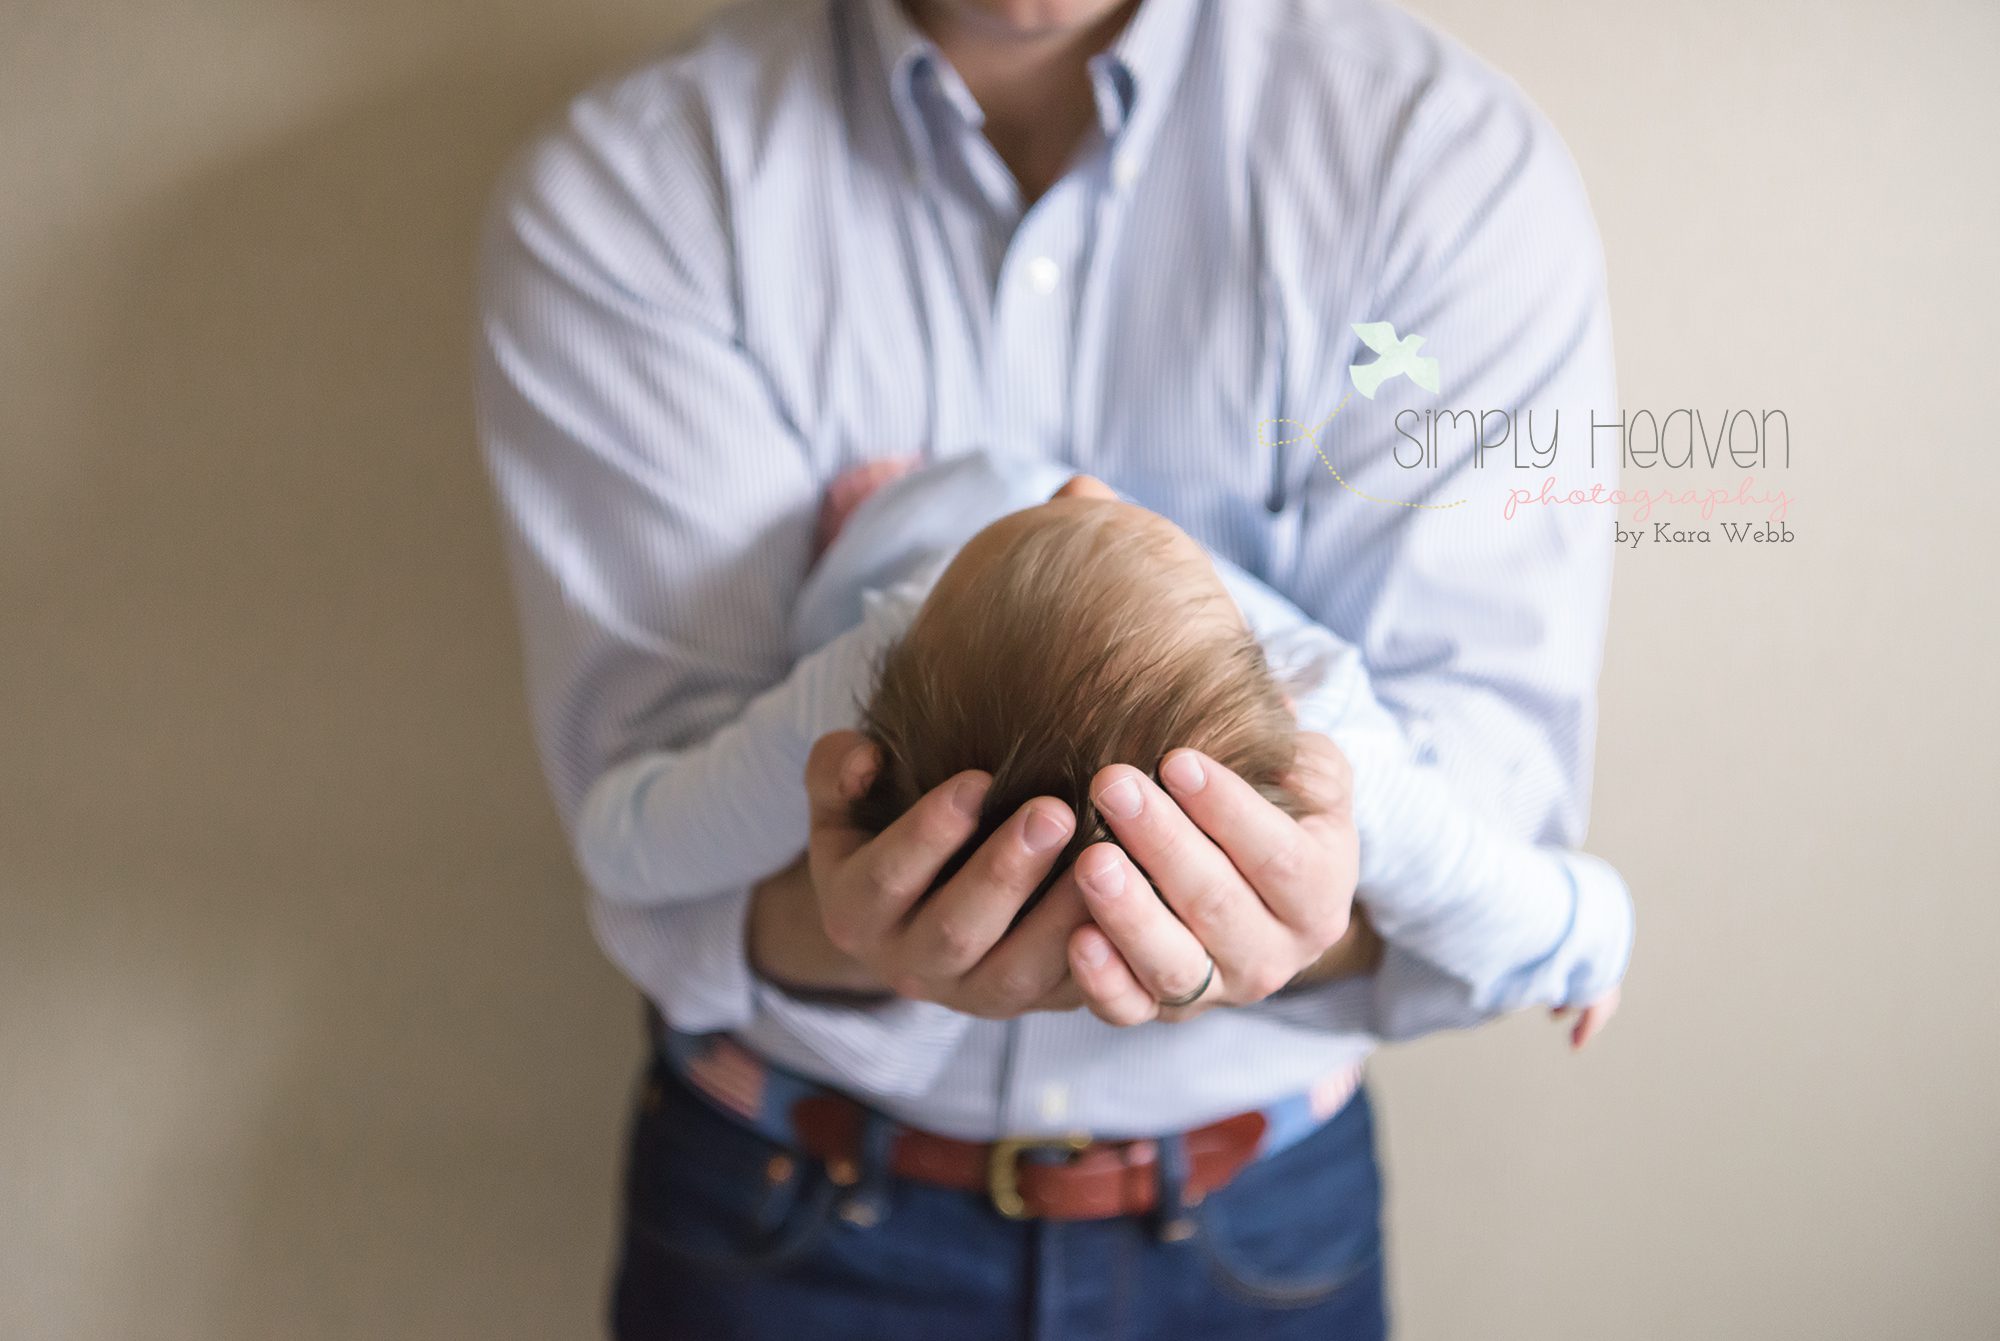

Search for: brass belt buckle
xmin=987 ymin=1132 xmax=1092 ymax=1219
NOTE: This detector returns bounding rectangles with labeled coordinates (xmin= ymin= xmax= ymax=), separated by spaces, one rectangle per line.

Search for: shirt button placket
xmin=992 ymin=194 xmax=1083 ymax=457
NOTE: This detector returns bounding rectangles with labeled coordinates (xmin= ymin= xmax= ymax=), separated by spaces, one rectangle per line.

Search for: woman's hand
xmin=770 ymin=730 xmax=1090 ymax=1018
xmin=1064 ymin=733 xmax=1363 ymax=1024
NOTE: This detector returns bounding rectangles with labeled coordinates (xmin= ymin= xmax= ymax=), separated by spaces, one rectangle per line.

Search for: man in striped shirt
xmin=476 ymin=0 xmax=1623 ymax=1335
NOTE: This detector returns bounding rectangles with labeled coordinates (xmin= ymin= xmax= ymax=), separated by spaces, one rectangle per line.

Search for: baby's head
xmin=852 ymin=477 xmax=1308 ymax=900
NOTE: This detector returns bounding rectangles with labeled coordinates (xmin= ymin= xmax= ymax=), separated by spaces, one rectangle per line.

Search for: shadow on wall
xmin=2 ymin=40 xmax=689 ymax=1339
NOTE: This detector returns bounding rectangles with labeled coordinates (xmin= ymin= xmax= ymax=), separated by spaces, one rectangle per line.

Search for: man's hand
xmin=781 ymin=730 xmax=1091 ymax=1019
xmin=1289 ymin=905 xmax=1384 ymax=987
xmin=746 ymin=855 xmax=892 ymax=999
xmin=1065 ymin=733 xmax=1362 ymax=1024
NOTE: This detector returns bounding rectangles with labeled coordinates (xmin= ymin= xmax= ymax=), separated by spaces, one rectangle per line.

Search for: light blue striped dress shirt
xmin=474 ymin=0 xmax=1620 ymax=1140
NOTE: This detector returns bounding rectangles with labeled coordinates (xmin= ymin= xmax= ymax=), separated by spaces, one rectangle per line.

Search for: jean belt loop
xmin=836 ymin=1106 xmax=898 ymax=1230
xmin=1154 ymin=1131 xmax=1198 ymax=1244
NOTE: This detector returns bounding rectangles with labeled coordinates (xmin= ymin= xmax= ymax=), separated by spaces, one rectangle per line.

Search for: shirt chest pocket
xmin=1081 ymin=252 xmax=1292 ymax=572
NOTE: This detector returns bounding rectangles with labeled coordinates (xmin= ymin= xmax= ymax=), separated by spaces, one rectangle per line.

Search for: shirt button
xmin=1112 ymin=153 xmax=1138 ymax=189
xmin=1025 ymin=256 xmax=1062 ymax=295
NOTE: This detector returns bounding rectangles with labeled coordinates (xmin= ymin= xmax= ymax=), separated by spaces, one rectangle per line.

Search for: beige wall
xmin=3 ymin=1 xmax=1994 ymax=1336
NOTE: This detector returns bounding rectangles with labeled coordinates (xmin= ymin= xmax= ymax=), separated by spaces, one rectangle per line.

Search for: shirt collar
xmin=861 ymin=0 xmax=954 ymax=158
xmin=859 ymin=0 xmax=1202 ymax=183
xmin=1089 ymin=0 xmax=1200 ymax=147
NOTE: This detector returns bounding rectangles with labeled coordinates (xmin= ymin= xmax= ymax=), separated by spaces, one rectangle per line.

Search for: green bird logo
xmin=1348 ymin=321 xmax=1441 ymax=399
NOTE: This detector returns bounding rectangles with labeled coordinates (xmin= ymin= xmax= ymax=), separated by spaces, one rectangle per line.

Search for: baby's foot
xmin=815 ymin=456 xmax=920 ymax=559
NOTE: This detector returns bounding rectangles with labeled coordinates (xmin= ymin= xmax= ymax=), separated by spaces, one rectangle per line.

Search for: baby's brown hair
xmin=851 ymin=498 xmax=1308 ymax=904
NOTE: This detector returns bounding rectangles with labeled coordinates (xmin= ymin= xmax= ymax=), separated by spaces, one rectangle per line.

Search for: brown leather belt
xmin=790 ymin=1093 xmax=1267 ymax=1222
xmin=643 ymin=1003 xmax=1302 ymax=1223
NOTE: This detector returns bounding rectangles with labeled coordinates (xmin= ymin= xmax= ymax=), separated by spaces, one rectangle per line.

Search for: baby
xmin=848 ymin=473 xmax=1308 ymax=906
xmin=582 ymin=450 xmax=1632 ymax=1039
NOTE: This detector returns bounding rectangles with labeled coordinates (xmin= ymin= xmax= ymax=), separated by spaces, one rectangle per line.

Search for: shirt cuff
xmin=1363 ymin=853 xmax=1633 ymax=1040
xmin=1552 ymin=851 xmax=1636 ymax=1004
xmin=588 ymin=885 xmax=760 ymax=1032
xmin=1245 ymin=949 xmax=1532 ymax=1042
xmin=1477 ymin=851 xmax=1635 ymax=1013
xmin=587 ymin=885 xmax=971 ymax=1098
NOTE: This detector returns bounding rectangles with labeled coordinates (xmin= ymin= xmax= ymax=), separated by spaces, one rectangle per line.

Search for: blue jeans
xmin=609 ymin=1053 xmax=1389 ymax=1340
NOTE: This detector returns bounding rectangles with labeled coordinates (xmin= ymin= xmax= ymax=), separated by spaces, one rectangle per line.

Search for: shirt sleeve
xmin=577 ymin=449 xmax=1072 ymax=905
xmin=473 ymin=90 xmax=966 ymax=1093
xmin=1280 ymin=69 xmax=1620 ymax=851
xmin=576 ymin=584 xmax=922 ymax=906
xmin=1227 ymin=79 xmax=1629 ymax=1036
xmin=1221 ymin=564 xmax=1633 ymax=1034
xmin=587 ymin=889 xmax=972 ymax=1094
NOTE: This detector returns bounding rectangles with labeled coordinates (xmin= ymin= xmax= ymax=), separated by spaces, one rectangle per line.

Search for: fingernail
xmin=1022 ymin=805 xmax=1069 ymax=853
xmin=839 ymin=745 xmax=877 ymax=799
xmin=951 ymin=773 xmax=990 ymax=819
xmin=1095 ymin=775 xmax=1142 ymax=819
xmin=1078 ymin=849 xmax=1126 ymax=899
xmin=1077 ymin=933 xmax=1111 ymax=968
xmin=1161 ymin=751 xmax=1206 ymax=793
